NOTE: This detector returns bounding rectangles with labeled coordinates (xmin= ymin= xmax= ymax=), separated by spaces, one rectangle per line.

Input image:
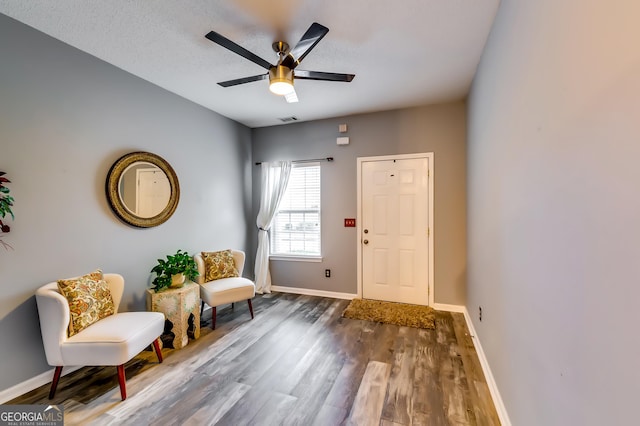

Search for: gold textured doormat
xmin=342 ymin=299 xmax=435 ymax=330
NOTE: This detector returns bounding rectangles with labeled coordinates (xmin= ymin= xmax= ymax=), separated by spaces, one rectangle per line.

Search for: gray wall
xmin=252 ymin=102 xmax=467 ymax=304
xmin=0 ymin=14 xmax=252 ymax=392
xmin=467 ymin=0 xmax=640 ymax=424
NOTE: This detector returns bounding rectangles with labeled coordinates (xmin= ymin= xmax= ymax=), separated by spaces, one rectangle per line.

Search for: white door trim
xmin=356 ymin=153 xmax=434 ymax=305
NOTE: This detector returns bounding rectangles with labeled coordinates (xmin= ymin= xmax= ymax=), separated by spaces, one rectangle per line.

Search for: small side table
xmin=146 ymin=281 xmax=201 ymax=349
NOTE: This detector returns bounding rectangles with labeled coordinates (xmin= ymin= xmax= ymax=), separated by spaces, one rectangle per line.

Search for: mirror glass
xmin=106 ymin=152 xmax=180 ymax=228
xmin=118 ymin=162 xmax=171 ymax=218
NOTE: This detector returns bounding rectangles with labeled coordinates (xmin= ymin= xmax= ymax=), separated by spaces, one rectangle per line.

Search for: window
xmin=271 ymin=163 xmax=321 ymax=258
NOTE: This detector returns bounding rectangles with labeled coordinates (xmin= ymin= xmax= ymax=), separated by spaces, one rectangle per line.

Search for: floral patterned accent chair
xmin=35 ymin=272 xmax=164 ymax=401
xmin=194 ymin=249 xmax=255 ymax=330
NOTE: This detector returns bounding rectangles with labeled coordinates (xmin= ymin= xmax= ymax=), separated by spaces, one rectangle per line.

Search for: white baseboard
xmin=270 ymin=285 xmax=357 ymax=300
xmin=432 ymin=302 xmax=466 ymax=313
xmin=0 ymin=366 xmax=81 ymax=404
xmin=462 ymin=307 xmax=511 ymax=426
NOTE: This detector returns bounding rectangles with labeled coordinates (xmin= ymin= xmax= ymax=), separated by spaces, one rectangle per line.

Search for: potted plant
xmin=150 ymin=249 xmax=199 ymax=292
xmin=0 ymin=171 xmax=14 ymax=251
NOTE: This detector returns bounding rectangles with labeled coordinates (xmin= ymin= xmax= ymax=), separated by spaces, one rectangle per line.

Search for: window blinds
xmin=271 ymin=163 xmax=321 ymax=256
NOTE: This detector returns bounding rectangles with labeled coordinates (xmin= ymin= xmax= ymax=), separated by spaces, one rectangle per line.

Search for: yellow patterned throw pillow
xmin=202 ymin=250 xmax=239 ymax=282
xmin=57 ymin=270 xmax=115 ymax=337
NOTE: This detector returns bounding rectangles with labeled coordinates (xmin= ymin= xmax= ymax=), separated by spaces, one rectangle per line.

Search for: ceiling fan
xmin=205 ymin=22 xmax=355 ymax=103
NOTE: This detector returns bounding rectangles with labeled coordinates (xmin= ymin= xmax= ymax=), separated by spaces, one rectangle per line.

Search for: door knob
xmin=363 ymin=239 xmax=369 ymax=245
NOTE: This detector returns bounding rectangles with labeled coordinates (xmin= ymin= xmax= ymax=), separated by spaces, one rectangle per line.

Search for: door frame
xmin=356 ymin=153 xmax=434 ymax=305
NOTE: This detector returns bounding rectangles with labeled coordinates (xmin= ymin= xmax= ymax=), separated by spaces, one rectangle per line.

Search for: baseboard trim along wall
xmin=432 ymin=302 xmax=466 ymax=313
xmin=462 ymin=307 xmax=512 ymax=426
xmin=0 ymin=366 xmax=81 ymax=404
xmin=271 ymin=285 xmax=358 ymax=300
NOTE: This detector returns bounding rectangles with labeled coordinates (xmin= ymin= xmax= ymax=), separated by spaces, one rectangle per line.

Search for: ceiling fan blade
xmin=295 ymin=70 xmax=355 ymax=82
xmin=282 ymin=22 xmax=329 ymax=69
xmin=205 ymin=31 xmax=273 ymax=70
xmin=218 ymin=73 xmax=268 ymax=87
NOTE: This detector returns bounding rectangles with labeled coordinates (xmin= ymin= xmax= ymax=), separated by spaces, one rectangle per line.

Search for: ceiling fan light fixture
xmin=269 ymin=65 xmax=294 ymax=95
xmin=207 ymin=23 xmax=354 ymax=102
xmin=270 ymin=81 xmax=294 ymax=95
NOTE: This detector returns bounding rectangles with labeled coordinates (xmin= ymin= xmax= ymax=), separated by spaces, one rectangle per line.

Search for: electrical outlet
xmin=325 ymin=269 xmax=331 ymax=278
xmin=479 ymin=306 xmax=483 ymax=322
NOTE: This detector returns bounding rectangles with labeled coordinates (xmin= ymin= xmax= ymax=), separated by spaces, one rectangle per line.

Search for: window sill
xmin=269 ymin=255 xmax=323 ymax=263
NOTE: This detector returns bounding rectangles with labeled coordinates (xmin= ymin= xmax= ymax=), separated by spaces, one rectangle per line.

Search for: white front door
xmin=359 ymin=154 xmax=431 ymax=305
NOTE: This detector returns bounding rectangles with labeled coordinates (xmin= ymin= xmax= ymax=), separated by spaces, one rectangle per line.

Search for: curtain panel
xmin=254 ymin=161 xmax=291 ymax=293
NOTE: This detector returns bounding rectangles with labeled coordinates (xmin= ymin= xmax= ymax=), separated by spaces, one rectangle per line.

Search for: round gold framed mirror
xmin=106 ymin=152 xmax=180 ymax=228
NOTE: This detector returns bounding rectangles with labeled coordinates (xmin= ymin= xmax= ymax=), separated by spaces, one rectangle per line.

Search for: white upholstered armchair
xmin=35 ymin=273 xmax=164 ymax=401
xmin=194 ymin=249 xmax=255 ymax=330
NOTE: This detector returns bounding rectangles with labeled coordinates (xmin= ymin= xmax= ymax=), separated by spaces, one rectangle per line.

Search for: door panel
xmin=398 ymin=250 xmax=414 ymax=287
xmin=361 ymin=157 xmax=429 ymax=305
xmin=372 ymin=195 xmax=388 ymax=234
xmin=399 ymin=194 xmax=414 ymax=235
xmin=374 ymin=249 xmax=389 ymax=285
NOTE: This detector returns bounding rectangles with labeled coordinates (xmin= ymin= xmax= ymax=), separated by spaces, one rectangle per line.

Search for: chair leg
xmin=232 ymin=302 xmax=235 ymax=310
xmin=200 ymin=300 xmax=204 ymax=317
xmin=153 ymin=338 xmax=163 ymax=363
xmin=48 ymin=366 xmax=63 ymax=399
xmin=117 ymin=365 xmax=127 ymax=400
xmin=248 ymin=299 xmax=254 ymax=319
xmin=211 ymin=306 xmax=217 ymax=330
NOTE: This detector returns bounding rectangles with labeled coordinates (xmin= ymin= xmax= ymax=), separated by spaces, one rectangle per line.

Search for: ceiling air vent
xmin=278 ymin=116 xmax=298 ymax=123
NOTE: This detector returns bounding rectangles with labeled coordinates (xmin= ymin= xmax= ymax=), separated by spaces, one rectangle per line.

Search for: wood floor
xmin=10 ymin=293 xmax=500 ymax=425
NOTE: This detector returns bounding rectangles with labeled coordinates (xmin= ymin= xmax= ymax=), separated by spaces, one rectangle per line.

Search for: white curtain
xmin=254 ymin=161 xmax=291 ymax=293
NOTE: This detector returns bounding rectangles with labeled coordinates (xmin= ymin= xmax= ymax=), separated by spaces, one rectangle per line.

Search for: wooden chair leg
xmin=153 ymin=338 xmax=163 ymax=363
xmin=247 ymin=299 xmax=254 ymax=319
xmin=117 ymin=365 xmax=127 ymax=400
xmin=211 ymin=306 xmax=217 ymax=330
xmin=48 ymin=366 xmax=63 ymax=399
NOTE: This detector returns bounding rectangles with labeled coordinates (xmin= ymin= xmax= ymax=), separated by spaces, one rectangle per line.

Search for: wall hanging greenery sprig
xmin=0 ymin=171 xmax=14 ymax=250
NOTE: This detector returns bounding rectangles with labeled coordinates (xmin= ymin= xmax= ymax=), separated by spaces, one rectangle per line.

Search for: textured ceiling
xmin=0 ymin=0 xmax=499 ymax=128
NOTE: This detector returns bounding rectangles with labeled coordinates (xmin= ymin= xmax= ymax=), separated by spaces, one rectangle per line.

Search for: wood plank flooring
xmin=10 ymin=293 xmax=500 ymax=425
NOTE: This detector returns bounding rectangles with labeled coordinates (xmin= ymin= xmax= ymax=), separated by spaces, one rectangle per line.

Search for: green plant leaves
xmin=0 ymin=171 xmax=13 ymax=223
xmin=150 ymin=249 xmax=199 ymax=292
xmin=0 ymin=195 xmax=14 ymax=220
